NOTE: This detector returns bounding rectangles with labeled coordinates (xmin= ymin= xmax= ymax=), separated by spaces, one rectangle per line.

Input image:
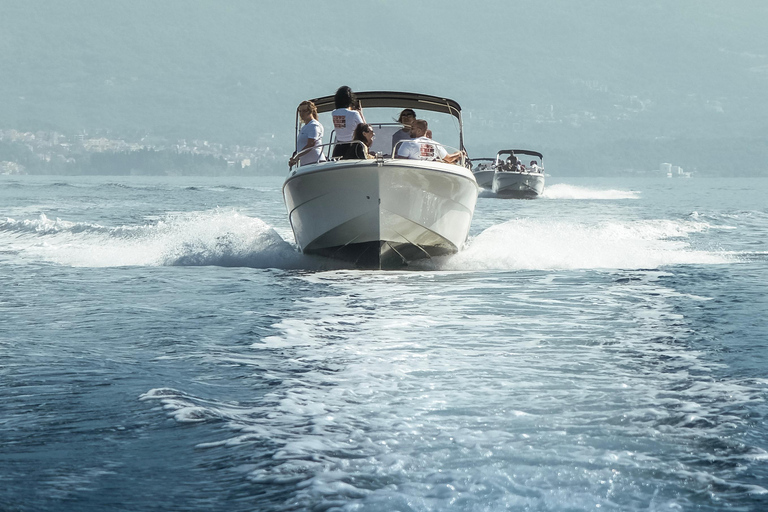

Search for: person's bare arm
xmin=442 ymin=150 xmax=466 ymax=164
xmin=289 ymin=139 xmax=317 ymax=166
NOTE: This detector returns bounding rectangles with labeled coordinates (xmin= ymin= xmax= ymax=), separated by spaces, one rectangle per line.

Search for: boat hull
xmin=492 ymin=171 xmax=545 ymax=198
xmin=472 ymin=169 xmax=495 ymax=189
xmin=283 ymin=159 xmax=479 ymax=268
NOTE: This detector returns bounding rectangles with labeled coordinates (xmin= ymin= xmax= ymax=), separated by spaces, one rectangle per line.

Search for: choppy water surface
xmin=2 ymin=175 xmax=767 ymax=511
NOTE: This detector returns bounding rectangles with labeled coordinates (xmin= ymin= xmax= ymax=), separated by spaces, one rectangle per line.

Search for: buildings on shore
xmin=0 ymin=160 xmax=25 ymax=175
xmin=0 ymin=129 xmax=279 ymax=175
xmin=660 ymin=162 xmax=692 ymax=178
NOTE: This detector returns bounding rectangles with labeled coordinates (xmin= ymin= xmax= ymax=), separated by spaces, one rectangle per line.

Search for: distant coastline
xmin=0 ymin=128 xmax=282 ymax=176
xmin=2 ymin=127 xmax=767 ymax=177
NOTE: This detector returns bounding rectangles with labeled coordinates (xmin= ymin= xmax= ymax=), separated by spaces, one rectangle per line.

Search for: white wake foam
xmin=439 ymin=217 xmax=731 ymax=270
xmin=541 ymin=183 xmax=641 ymax=200
xmin=2 ymin=211 xmax=733 ymax=271
xmin=2 ymin=210 xmax=304 ymax=268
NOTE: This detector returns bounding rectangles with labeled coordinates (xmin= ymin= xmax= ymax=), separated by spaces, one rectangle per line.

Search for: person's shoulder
xmin=397 ymin=139 xmax=415 ymax=153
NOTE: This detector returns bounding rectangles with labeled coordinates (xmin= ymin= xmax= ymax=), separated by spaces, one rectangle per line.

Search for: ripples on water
xmin=2 ymin=176 xmax=767 ymax=511
xmin=131 ymin=269 xmax=768 ymax=511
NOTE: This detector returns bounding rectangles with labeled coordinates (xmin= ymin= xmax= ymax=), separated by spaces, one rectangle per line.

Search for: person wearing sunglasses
xmin=342 ymin=123 xmax=376 ymax=160
xmin=391 ymin=109 xmax=416 ymax=155
xmin=289 ymin=100 xmax=326 ymax=167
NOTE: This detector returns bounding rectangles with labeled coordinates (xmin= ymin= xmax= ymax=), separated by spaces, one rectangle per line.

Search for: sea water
xmin=1 ymin=175 xmax=767 ymax=511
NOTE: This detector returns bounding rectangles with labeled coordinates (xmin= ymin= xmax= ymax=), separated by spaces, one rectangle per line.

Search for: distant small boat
xmin=469 ymin=158 xmax=496 ymax=189
xmin=491 ymin=149 xmax=545 ymax=198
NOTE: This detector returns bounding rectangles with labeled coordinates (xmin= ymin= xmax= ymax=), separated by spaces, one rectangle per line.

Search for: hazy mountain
xmin=2 ymin=0 xmax=766 ymax=174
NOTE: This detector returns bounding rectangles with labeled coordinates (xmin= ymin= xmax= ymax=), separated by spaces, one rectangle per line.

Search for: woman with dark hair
xmin=342 ymin=123 xmax=375 ymax=160
xmin=331 ymin=86 xmax=365 ymax=158
xmin=391 ymin=109 xmax=416 ymax=154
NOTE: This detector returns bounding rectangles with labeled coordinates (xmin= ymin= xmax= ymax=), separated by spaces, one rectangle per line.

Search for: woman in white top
xmin=289 ymin=100 xmax=326 ymax=168
xmin=331 ymin=86 xmax=365 ymax=158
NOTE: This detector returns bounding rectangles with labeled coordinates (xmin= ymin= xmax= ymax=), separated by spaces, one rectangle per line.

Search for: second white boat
xmin=491 ymin=149 xmax=545 ymax=198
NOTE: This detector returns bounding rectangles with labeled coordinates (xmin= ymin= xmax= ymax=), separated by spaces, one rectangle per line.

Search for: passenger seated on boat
xmin=395 ymin=119 xmax=463 ymax=164
xmin=341 ymin=123 xmax=375 ymax=160
xmin=530 ymin=160 xmax=541 ymax=173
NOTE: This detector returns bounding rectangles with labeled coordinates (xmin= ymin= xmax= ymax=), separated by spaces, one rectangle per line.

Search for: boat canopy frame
xmin=308 ymin=91 xmax=462 ymax=118
xmin=295 ymin=91 xmax=465 ymax=154
xmin=496 ymin=149 xmax=543 ymax=162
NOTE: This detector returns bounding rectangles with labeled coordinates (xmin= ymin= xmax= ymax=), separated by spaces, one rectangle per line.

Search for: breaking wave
xmin=438 ymin=217 xmax=732 ymax=270
xmin=1 ymin=210 xmax=308 ymax=268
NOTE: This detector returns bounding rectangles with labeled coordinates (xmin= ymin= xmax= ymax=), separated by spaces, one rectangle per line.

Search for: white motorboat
xmin=491 ymin=149 xmax=545 ymax=198
xmin=283 ymin=91 xmax=479 ymax=269
xmin=469 ymin=158 xmax=496 ymax=189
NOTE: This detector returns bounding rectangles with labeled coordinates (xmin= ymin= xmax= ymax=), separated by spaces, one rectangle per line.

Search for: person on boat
xmin=391 ymin=109 xmax=416 ymax=155
xmin=289 ymin=100 xmax=326 ymax=168
xmin=504 ymin=155 xmax=519 ymax=172
xmin=331 ymin=86 xmax=365 ymax=159
xmin=342 ymin=123 xmax=376 ymax=160
xmin=395 ymin=119 xmax=464 ymax=164
xmin=530 ymin=160 xmax=541 ymax=173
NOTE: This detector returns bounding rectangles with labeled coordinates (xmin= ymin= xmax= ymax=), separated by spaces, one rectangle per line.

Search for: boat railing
xmin=340 ymin=140 xmax=378 ymax=160
xmin=327 ymin=123 xmax=404 ymax=158
xmin=292 ymin=139 xmax=468 ymax=169
xmin=303 ymin=129 xmax=353 ymax=162
xmin=290 ymin=142 xmax=334 ymax=169
xmin=392 ymin=139 xmax=468 ymax=167
xmin=495 ymin=161 xmax=545 ymax=174
xmin=291 ymin=141 xmax=376 ymax=169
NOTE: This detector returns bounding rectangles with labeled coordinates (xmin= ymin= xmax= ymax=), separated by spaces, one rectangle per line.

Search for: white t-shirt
xmin=296 ymin=119 xmax=325 ymax=166
xmin=331 ymin=108 xmax=364 ymax=142
xmin=391 ymin=129 xmax=412 ymax=154
xmin=396 ymin=136 xmax=448 ymax=161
